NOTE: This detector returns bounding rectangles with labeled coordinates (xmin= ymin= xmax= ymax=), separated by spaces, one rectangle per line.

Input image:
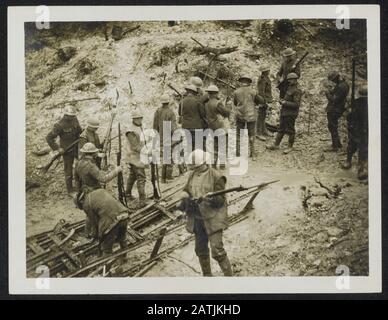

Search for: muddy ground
xmin=25 ymin=20 xmax=368 ymax=276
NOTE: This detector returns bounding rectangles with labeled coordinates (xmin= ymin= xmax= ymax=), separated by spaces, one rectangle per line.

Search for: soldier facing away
xmin=276 ymin=48 xmax=301 ymax=99
xmin=266 ymin=72 xmax=302 ymax=154
xmin=176 ymin=149 xmax=232 ymax=276
xmin=256 ymin=64 xmax=273 ymax=141
xmin=46 ymin=105 xmax=82 ymax=194
xmin=341 ymin=85 xmax=368 ymax=180
xmin=324 ymin=71 xmax=350 ymax=152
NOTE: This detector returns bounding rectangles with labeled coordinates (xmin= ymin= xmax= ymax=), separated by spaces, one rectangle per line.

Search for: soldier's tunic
xmin=82 ymin=189 xmax=129 ymax=254
xmin=46 ymin=115 xmax=82 ymax=192
xmin=181 ymin=92 xmax=207 ymax=152
xmin=325 ymin=78 xmax=350 ymax=150
xmin=179 ymin=166 xmax=228 ymax=259
xmin=256 ymin=74 xmax=273 ymax=136
xmin=204 ymin=97 xmax=231 ymax=166
xmin=276 ymin=84 xmax=302 ymax=147
xmin=346 ymin=96 xmax=368 ymax=163
xmin=277 ymin=56 xmax=301 ymax=98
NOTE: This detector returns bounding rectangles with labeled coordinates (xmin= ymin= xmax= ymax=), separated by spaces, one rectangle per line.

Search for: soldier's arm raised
xmin=89 ymin=163 xmax=122 ymax=183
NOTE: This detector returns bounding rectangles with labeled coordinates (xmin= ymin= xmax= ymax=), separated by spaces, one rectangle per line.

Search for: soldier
xmin=276 ymin=48 xmax=300 ymax=99
xmin=74 ymin=142 xmax=123 ymax=238
xmin=76 ymin=188 xmax=129 ymax=257
xmin=190 ymin=76 xmax=209 ymax=103
xmin=204 ymin=85 xmax=231 ymax=169
xmin=232 ymin=75 xmax=265 ymax=160
xmin=153 ymin=94 xmax=178 ymax=183
xmin=176 ymin=149 xmax=232 ymax=276
xmin=256 ymin=64 xmax=273 ymax=141
xmin=124 ymin=111 xmax=150 ymax=208
xmin=46 ymin=105 xmax=82 ymax=194
xmin=324 ymin=71 xmax=350 ymax=152
xmin=181 ymin=84 xmax=207 ymax=152
xmin=78 ymin=116 xmax=103 ymax=167
xmin=341 ymin=85 xmax=368 ymax=180
xmin=266 ymin=73 xmax=302 ymax=154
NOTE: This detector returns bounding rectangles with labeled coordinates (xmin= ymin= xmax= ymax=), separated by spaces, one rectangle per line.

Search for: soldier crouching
xmin=176 ymin=149 xmax=232 ymax=277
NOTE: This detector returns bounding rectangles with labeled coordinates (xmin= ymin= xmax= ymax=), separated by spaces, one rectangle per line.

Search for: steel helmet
xmin=259 ymin=64 xmax=270 ymax=72
xmin=287 ymin=72 xmax=299 ymax=80
xmin=189 ymin=149 xmax=212 ymax=166
xmin=64 ymin=105 xmax=77 ymax=116
xmin=283 ymin=48 xmax=296 ymax=57
xmin=190 ymin=76 xmax=204 ymax=88
xmin=205 ymin=84 xmax=219 ymax=93
xmin=131 ymin=110 xmax=144 ymax=119
xmin=359 ymin=85 xmax=368 ymax=97
xmin=184 ymin=84 xmax=198 ymax=93
xmin=80 ymin=142 xmax=99 ymax=154
xmin=87 ymin=116 xmax=100 ymax=129
xmin=328 ymin=71 xmax=340 ymax=81
xmin=238 ymin=75 xmax=252 ymax=83
xmin=161 ymin=94 xmax=170 ymax=104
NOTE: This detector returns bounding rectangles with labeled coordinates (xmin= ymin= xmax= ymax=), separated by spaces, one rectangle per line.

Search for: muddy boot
xmin=137 ymin=180 xmax=148 ymax=208
xmin=198 ymin=256 xmax=213 ymax=277
xmin=125 ymin=177 xmax=136 ymax=201
xmin=357 ymin=160 xmax=368 ymax=180
xmin=215 ymin=254 xmax=233 ymax=276
xmin=249 ymin=138 xmax=258 ymax=161
xmin=341 ymin=160 xmax=352 ymax=170
xmin=283 ymin=138 xmax=294 ymax=154
xmin=161 ymin=165 xmax=167 ymax=184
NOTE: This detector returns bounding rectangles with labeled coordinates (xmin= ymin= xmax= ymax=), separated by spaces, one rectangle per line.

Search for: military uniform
xmin=256 ymin=74 xmax=273 ymax=137
xmin=204 ymin=97 xmax=231 ymax=168
xmin=277 ymin=56 xmax=300 ymax=98
xmin=153 ymin=104 xmax=178 ymax=182
xmin=78 ymin=128 xmax=102 ymax=167
xmin=46 ymin=115 xmax=82 ymax=192
xmin=233 ymin=85 xmax=264 ymax=157
xmin=178 ymin=165 xmax=232 ymax=276
xmin=82 ymin=189 xmax=129 ymax=255
xmin=273 ymin=83 xmax=302 ymax=149
xmin=325 ymin=79 xmax=350 ymax=150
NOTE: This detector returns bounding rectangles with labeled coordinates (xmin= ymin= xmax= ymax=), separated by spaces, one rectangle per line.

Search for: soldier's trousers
xmin=63 ymin=153 xmax=76 ymax=192
xmin=275 ymin=115 xmax=296 ymax=146
xmin=186 ymin=129 xmax=206 ymax=153
xmin=236 ymin=119 xmax=256 ymax=156
xmin=100 ymin=220 xmax=128 ymax=254
xmin=347 ymin=135 xmax=368 ymax=163
xmin=126 ymin=165 xmax=147 ymax=200
xmin=256 ymin=106 xmax=269 ymax=136
xmin=211 ymin=133 xmax=228 ymax=167
xmin=194 ymin=218 xmax=226 ymax=259
xmin=327 ymin=112 xmax=343 ymax=149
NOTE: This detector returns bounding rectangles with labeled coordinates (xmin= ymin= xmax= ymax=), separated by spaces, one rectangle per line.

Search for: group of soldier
xmin=44 ymin=46 xmax=368 ymax=276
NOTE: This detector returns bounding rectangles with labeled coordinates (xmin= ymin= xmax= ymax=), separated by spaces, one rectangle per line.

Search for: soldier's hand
xmin=97 ymin=152 xmax=105 ymax=158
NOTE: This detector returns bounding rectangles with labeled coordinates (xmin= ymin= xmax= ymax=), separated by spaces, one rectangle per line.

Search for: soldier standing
xmin=153 ymin=94 xmax=178 ymax=183
xmin=177 ymin=149 xmax=232 ymax=276
xmin=341 ymin=85 xmax=368 ymax=180
xmin=46 ymin=105 xmax=82 ymax=194
xmin=324 ymin=71 xmax=350 ymax=152
xmin=181 ymin=84 xmax=207 ymax=152
xmin=124 ymin=111 xmax=150 ymax=208
xmin=76 ymin=188 xmax=129 ymax=257
xmin=276 ymin=48 xmax=300 ymax=99
xmin=232 ymin=75 xmax=265 ymax=160
xmin=78 ymin=116 xmax=103 ymax=168
xmin=204 ymin=85 xmax=231 ymax=169
xmin=190 ymin=76 xmax=209 ymax=103
xmin=74 ymin=142 xmax=123 ymax=238
xmin=266 ymin=73 xmax=302 ymax=154
xmin=256 ymin=64 xmax=273 ymax=141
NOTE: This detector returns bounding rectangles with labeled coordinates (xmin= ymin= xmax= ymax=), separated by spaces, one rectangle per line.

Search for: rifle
xmin=350 ymin=59 xmax=356 ymax=109
xmin=277 ymin=52 xmax=309 ymax=93
xmin=192 ymin=180 xmax=279 ymax=204
xmin=101 ymin=90 xmax=118 ymax=169
xmin=41 ymin=139 xmax=80 ymax=173
xmin=198 ymin=71 xmax=236 ymax=90
xmin=168 ymin=84 xmax=184 ymax=124
xmin=116 ymin=122 xmax=127 ymax=206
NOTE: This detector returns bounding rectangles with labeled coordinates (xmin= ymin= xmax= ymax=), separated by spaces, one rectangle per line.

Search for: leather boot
xmin=65 ymin=176 xmax=73 ymax=194
xmin=341 ymin=160 xmax=352 ymax=170
xmin=266 ymin=133 xmax=283 ymax=150
xmin=137 ymin=180 xmax=147 ymax=208
xmin=215 ymin=254 xmax=233 ymax=276
xmin=198 ymin=256 xmax=212 ymax=277
xmin=125 ymin=176 xmax=136 ymax=201
xmin=357 ymin=160 xmax=368 ymax=180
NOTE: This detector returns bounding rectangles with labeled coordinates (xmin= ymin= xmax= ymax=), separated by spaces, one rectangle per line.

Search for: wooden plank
xmin=49 ymin=234 xmax=83 ymax=268
xmin=150 ymin=228 xmax=167 ymax=259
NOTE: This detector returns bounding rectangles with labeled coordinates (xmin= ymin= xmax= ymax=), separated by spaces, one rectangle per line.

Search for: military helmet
xmin=238 ymin=75 xmax=252 ymax=83
xmin=287 ymin=72 xmax=299 ymax=80
xmin=80 ymin=142 xmax=99 ymax=153
xmin=64 ymin=105 xmax=77 ymax=116
xmin=205 ymin=84 xmax=219 ymax=93
xmin=131 ymin=110 xmax=144 ymax=119
xmin=359 ymin=85 xmax=368 ymax=97
xmin=161 ymin=94 xmax=170 ymax=104
xmin=87 ymin=116 xmax=100 ymax=129
xmin=283 ymin=48 xmax=296 ymax=57
xmin=259 ymin=64 xmax=270 ymax=72
xmin=328 ymin=71 xmax=340 ymax=81
xmin=185 ymin=84 xmax=198 ymax=93
xmin=190 ymin=76 xmax=203 ymax=88
xmin=189 ymin=149 xmax=212 ymax=166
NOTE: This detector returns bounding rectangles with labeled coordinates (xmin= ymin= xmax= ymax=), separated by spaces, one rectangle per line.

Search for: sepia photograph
xmin=7 ymin=5 xmax=381 ymax=294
